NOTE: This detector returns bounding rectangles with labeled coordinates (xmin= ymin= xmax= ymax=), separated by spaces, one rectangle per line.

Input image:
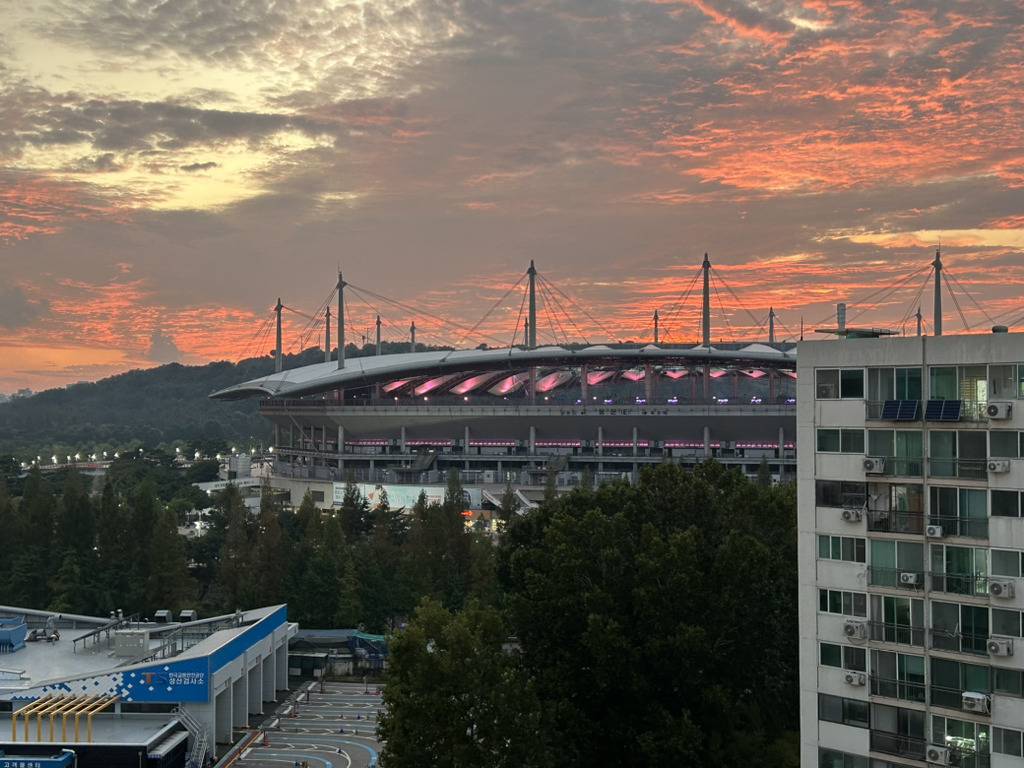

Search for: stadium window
xmin=994 ymin=727 xmax=1024 ymax=758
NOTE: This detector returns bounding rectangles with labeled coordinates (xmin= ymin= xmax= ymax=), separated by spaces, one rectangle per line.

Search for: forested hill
xmin=0 ymin=343 xmax=440 ymax=456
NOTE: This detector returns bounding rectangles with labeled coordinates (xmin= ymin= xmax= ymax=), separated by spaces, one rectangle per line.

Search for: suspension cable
xmin=942 ymin=272 xmax=972 ymax=331
xmin=538 ymin=275 xmax=590 ymax=345
xmin=945 ymin=268 xmax=997 ymax=326
xmin=540 ymin=273 xmax=623 ymax=343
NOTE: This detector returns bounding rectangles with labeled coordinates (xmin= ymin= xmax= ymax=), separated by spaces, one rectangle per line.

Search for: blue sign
xmin=0 ymin=749 xmax=75 ymax=768
xmin=124 ymin=657 xmax=210 ymax=703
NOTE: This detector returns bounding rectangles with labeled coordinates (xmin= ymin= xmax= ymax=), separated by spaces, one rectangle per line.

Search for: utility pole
xmin=933 ymin=248 xmax=943 ymax=336
xmin=337 ymin=271 xmax=346 ymax=370
xmin=527 ymin=260 xmax=537 ymax=348
xmin=916 ymin=306 xmax=922 ymax=337
xmin=768 ymin=307 xmax=775 ymax=344
xmin=274 ymin=298 xmax=283 ymax=373
xmin=325 ymin=306 xmax=331 ymax=363
xmin=375 ymin=314 xmax=382 ymax=355
xmin=653 ymin=309 xmax=660 ymax=344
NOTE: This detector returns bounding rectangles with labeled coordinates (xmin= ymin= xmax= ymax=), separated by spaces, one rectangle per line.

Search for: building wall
xmin=799 ymin=332 xmax=1024 ymax=768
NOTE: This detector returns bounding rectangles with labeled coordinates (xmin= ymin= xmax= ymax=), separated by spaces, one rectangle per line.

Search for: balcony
xmin=929 ymin=628 xmax=989 ymax=656
xmin=927 ymin=513 xmax=989 ymax=539
xmin=930 ymin=571 xmax=990 ymax=597
xmin=866 ymin=400 xmax=921 ymax=421
xmin=869 ymin=731 xmax=927 ymax=761
xmin=865 ymin=457 xmax=924 ymax=478
xmin=869 ymin=621 xmax=925 ymax=648
xmin=867 ymin=509 xmax=925 ymax=534
xmin=870 ymin=674 xmax=926 ymax=703
xmin=924 ymin=399 xmax=987 ymax=422
xmin=927 ymin=458 xmax=988 ymax=481
xmin=868 ymin=566 xmax=925 ymax=592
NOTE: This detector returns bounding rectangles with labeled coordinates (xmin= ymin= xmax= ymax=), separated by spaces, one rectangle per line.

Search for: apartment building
xmin=799 ymin=331 xmax=1024 ymax=768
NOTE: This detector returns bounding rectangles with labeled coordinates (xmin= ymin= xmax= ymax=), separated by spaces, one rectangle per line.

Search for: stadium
xmin=212 ymin=258 xmax=799 ymax=509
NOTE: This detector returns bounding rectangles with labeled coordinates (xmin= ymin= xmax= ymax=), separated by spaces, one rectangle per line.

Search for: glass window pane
xmin=818 ymin=693 xmax=843 ymax=722
xmin=990 ymin=365 xmax=1016 ymax=399
xmin=844 ymin=646 xmax=866 ymax=671
xmin=841 ymin=429 xmax=865 ymax=453
xmin=931 ymin=366 xmax=958 ymax=400
xmin=992 ymin=608 xmax=1022 ymax=637
xmin=992 ymin=490 xmax=1021 ymax=518
xmin=830 ymin=590 xmax=842 ymax=613
xmin=841 ymin=369 xmax=864 ymax=399
xmin=845 ymin=699 xmax=869 ymax=727
xmin=832 ymin=537 xmax=842 ymax=560
xmin=818 ymin=429 xmax=841 ymax=452
xmin=842 ymin=537 xmax=855 ymax=561
xmin=820 ymin=642 xmax=842 ymax=667
xmin=819 ymin=535 xmax=830 ymax=559
xmin=991 ymin=549 xmax=1022 ymax=577
xmin=820 ymin=589 xmax=829 ymax=611
xmin=817 ymin=369 xmax=840 ymax=399
xmin=990 ymin=431 xmax=1020 ymax=458
xmin=868 ymin=368 xmax=895 ymax=401
xmin=994 ymin=727 xmax=1023 ymax=757
xmin=868 ymin=430 xmax=895 ymax=457
xmin=853 ymin=593 xmax=866 ymax=616
xmin=897 ymin=367 xmax=922 ymax=400
xmin=994 ymin=668 xmax=1024 ymax=696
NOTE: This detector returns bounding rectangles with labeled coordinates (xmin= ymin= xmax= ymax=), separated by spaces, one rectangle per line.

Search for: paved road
xmin=236 ymin=681 xmax=383 ymax=768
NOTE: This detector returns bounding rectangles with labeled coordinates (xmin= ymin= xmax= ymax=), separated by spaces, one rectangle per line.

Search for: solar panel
xmin=897 ymin=400 xmax=920 ymax=421
xmin=881 ymin=400 xmax=900 ymax=419
xmin=925 ymin=399 xmax=962 ymax=422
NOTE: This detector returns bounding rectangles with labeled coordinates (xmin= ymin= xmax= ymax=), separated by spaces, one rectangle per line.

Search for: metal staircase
xmin=174 ymin=705 xmax=210 ymax=768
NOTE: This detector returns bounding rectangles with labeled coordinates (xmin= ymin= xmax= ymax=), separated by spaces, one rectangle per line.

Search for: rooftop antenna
xmin=274 ymin=298 xmax=283 ymax=373
xmin=768 ymin=307 xmax=776 ymax=345
xmin=915 ymin=306 xmax=922 ymax=337
xmin=653 ymin=309 xmax=660 ymax=345
xmin=933 ymin=247 xmax=943 ymax=336
xmin=375 ymin=314 xmax=382 ymax=356
xmin=410 ymin=320 xmax=417 ymax=352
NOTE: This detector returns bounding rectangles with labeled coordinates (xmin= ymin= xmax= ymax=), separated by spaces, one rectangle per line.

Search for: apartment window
xmin=930 ymin=366 xmax=958 ymax=400
xmin=818 ymin=693 xmax=869 ymax=728
xmin=816 ymin=480 xmax=866 ymax=507
xmin=990 ymin=430 xmax=1020 ymax=458
xmin=871 ymin=704 xmax=925 ymax=759
xmin=928 ymin=487 xmax=987 ymax=538
xmin=991 ymin=548 xmax=1024 ymax=576
xmin=994 ymin=667 xmax=1024 ymax=697
xmin=931 ymin=716 xmax=989 ymax=759
xmin=1019 ymin=364 xmax=1024 ymax=399
xmin=819 ymin=535 xmax=867 ymax=563
xmin=991 ymin=489 xmax=1022 ymax=517
xmin=896 ymin=367 xmax=922 ymax=400
xmin=817 ymin=369 xmax=840 ymax=398
xmin=991 ymin=364 xmax=1017 ymax=400
xmin=818 ymin=748 xmax=869 ymax=768
xmin=932 ymin=601 xmax=989 ymax=654
xmin=929 ymin=545 xmax=987 ymax=596
xmin=992 ymin=608 xmax=1023 ymax=638
xmin=820 ymin=589 xmax=867 ymax=617
xmin=869 ymin=367 xmax=923 ymax=401
xmin=871 ymin=650 xmax=925 ymax=702
xmin=817 ymin=428 xmax=862 ymax=453
xmin=959 ymin=365 xmax=988 ymax=404
xmin=930 ymin=658 xmax=990 ymax=710
xmin=870 ymin=540 xmax=923 ymax=587
xmin=816 ymin=368 xmax=864 ymax=399
xmin=867 ymin=430 xmax=922 ymax=473
xmin=871 ymin=595 xmax=924 ymax=645
xmin=820 ymin=642 xmax=866 ymax=671
xmin=994 ymin=727 xmax=1024 ymax=758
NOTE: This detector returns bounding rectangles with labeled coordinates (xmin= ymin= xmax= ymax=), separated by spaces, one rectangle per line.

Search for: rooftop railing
xmin=927 ymin=458 xmax=988 ymax=481
xmin=929 ymin=627 xmax=989 ymax=656
xmin=930 ymin=571 xmax=990 ymax=597
xmin=869 ymin=731 xmax=927 ymax=761
xmin=866 ymin=509 xmax=925 ymax=534
xmin=868 ymin=620 xmax=925 ymax=648
xmin=869 ymin=674 xmax=926 ymax=704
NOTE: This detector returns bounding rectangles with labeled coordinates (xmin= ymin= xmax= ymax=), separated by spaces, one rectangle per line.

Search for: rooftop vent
xmin=993 ymin=325 xmax=1008 ymax=334
xmin=0 ymin=616 xmax=27 ymax=654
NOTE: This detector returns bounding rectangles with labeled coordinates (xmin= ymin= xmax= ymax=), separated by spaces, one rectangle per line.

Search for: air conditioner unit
xmin=926 ymin=746 xmax=951 ymax=765
xmin=925 ymin=525 xmax=944 ymax=538
xmin=987 ymin=636 xmax=1014 ymax=657
xmin=961 ymin=691 xmax=991 ymax=714
xmin=989 ymin=579 xmax=1016 ymax=599
xmin=844 ymin=671 xmax=866 ymax=686
xmin=899 ymin=572 xmax=919 ymax=586
xmin=841 ymin=508 xmax=864 ymax=522
xmin=863 ymin=456 xmax=886 ymax=475
xmin=843 ymin=618 xmax=867 ymax=640
xmin=988 ymin=459 xmax=1011 ymax=473
xmin=987 ymin=401 xmax=1013 ymax=419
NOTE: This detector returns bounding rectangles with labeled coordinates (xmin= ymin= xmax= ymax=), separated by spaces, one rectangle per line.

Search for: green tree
xmin=380 ymin=599 xmax=550 ymax=768
xmin=144 ymin=508 xmax=194 ymax=614
xmin=757 ymin=455 xmax=772 ymax=487
xmin=206 ymin=485 xmax=253 ymax=611
xmin=251 ymin=482 xmax=289 ymax=606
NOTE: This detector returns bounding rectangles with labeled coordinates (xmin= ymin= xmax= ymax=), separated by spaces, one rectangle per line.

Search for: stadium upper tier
xmin=211 ymin=343 xmax=797 ymax=400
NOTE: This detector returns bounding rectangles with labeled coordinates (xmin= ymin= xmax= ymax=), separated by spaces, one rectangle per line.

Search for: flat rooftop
xmin=0 ymin=713 xmax=175 ymax=746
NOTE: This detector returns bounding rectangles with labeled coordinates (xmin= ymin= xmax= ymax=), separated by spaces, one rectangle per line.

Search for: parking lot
xmin=236 ymin=681 xmax=383 ymax=768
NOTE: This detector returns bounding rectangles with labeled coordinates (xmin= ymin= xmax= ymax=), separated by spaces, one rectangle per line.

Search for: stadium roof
xmin=211 ymin=344 xmax=797 ymax=400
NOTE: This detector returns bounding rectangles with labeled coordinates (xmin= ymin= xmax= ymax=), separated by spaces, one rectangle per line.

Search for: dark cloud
xmin=0 ymin=286 xmax=49 ymax=329
xmin=179 ymin=161 xmax=218 ymax=172
xmin=146 ymin=329 xmax=182 ymax=363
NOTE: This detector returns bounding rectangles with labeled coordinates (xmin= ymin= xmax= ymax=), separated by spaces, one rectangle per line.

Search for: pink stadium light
xmin=663 ymin=369 xmax=689 ymax=379
xmin=620 ymin=369 xmax=645 ymax=382
xmin=451 ymin=373 xmax=499 ymax=395
xmin=414 ymin=374 xmax=461 ymax=396
xmin=536 ymin=370 xmax=574 ymax=393
xmin=586 ymin=370 xmax=616 ymax=386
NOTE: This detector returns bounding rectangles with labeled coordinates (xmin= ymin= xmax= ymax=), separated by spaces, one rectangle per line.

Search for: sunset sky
xmin=2 ymin=0 xmax=1023 ymax=392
